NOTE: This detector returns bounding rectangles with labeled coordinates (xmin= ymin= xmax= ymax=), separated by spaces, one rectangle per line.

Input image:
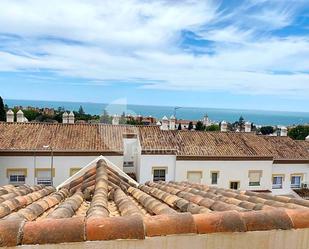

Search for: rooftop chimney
xmin=245 ymin=122 xmax=251 ymax=133
xmin=280 ymin=126 xmax=287 ymax=137
xmin=160 ymin=116 xmax=169 ymax=130
xmin=68 ymin=111 xmax=75 ymax=124
xmin=112 ymin=115 xmax=120 ymax=125
xmin=169 ymin=115 xmax=176 ymax=130
xmin=6 ymin=109 xmax=14 ymax=123
xmin=62 ymin=112 xmax=69 ymax=124
xmin=16 ymin=110 xmax=25 ymax=123
xmin=221 ymin=121 xmax=227 ymax=132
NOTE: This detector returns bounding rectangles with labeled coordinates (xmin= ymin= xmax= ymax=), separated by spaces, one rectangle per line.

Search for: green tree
xmin=23 ymin=109 xmax=40 ymax=121
xmin=288 ymin=126 xmax=309 ymax=140
xmin=177 ymin=123 xmax=182 ymax=130
xmin=188 ymin=122 xmax=193 ymax=130
xmin=78 ymin=105 xmax=85 ymax=115
xmin=195 ymin=121 xmax=205 ymax=131
xmin=205 ymin=124 xmax=220 ymax=131
xmin=0 ymin=97 xmax=6 ymax=121
xmin=260 ymin=126 xmax=274 ymax=135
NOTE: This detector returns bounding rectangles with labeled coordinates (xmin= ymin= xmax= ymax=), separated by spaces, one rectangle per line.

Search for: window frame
xmin=290 ymin=174 xmax=303 ymax=189
xmin=152 ymin=167 xmax=167 ymax=182
xmin=272 ymin=174 xmax=284 ymax=189
xmin=248 ymin=170 xmax=262 ymax=187
xmin=70 ymin=168 xmax=82 ymax=177
xmin=6 ymin=168 xmax=27 ymax=185
xmin=187 ymin=171 xmax=203 ymax=184
xmin=35 ymin=168 xmax=55 ymax=186
xmin=210 ymin=171 xmax=219 ymax=185
xmin=230 ymin=181 xmax=240 ymax=190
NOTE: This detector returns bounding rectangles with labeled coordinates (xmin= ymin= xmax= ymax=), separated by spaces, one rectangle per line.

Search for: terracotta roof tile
xmin=1 ymin=158 xmax=309 ymax=246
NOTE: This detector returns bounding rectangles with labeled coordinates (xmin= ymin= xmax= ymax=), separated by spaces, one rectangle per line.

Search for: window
xmin=36 ymin=168 xmax=55 ymax=186
xmin=123 ymin=161 xmax=134 ymax=167
xmin=187 ymin=171 xmax=202 ymax=184
xmin=211 ymin=171 xmax=219 ymax=185
xmin=230 ymin=181 xmax=240 ymax=190
xmin=7 ymin=169 xmax=27 ymax=186
xmin=70 ymin=168 xmax=82 ymax=176
xmin=272 ymin=175 xmax=283 ymax=189
xmin=248 ymin=170 xmax=262 ymax=186
xmin=153 ymin=168 xmax=166 ymax=182
xmin=291 ymin=175 xmax=302 ymax=189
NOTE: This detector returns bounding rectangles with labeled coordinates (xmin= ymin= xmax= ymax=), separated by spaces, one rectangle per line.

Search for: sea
xmin=5 ymin=99 xmax=309 ymax=126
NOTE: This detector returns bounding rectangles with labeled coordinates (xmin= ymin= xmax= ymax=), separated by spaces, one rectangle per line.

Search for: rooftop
xmin=0 ymin=122 xmax=309 ymax=161
xmin=0 ymin=157 xmax=309 ymax=247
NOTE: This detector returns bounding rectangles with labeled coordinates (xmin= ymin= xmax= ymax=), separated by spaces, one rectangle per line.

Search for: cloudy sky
xmin=0 ymin=0 xmax=308 ymax=111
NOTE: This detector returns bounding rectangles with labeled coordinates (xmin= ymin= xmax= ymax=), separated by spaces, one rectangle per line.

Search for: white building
xmin=0 ymin=122 xmax=308 ymax=196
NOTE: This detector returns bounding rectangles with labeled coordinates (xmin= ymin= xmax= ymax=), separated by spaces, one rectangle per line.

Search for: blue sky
xmin=0 ymin=0 xmax=308 ymax=111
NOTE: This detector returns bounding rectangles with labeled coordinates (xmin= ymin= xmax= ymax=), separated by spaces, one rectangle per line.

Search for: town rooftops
xmin=0 ymin=157 xmax=309 ymax=247
xmin=0 ymin=122 xmax=309 ymax=161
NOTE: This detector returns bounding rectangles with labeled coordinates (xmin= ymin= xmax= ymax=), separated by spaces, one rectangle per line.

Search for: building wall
xmin=272 ymin=163 xmax=309 ymax=195
xmin=12 ymin=228 xmax=309 ymax=249
xmin=139 ymin=155 xmax=176 ymax=183
xmin=176 ymin=160 xmax=273 ymax=191
xmin=0 ymin=155 xmax=123 ymax=187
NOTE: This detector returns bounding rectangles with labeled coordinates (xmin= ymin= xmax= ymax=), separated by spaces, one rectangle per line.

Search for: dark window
xmin=211 ymin=172 xmax=218 ymax=184
xmin=230 ymin=181 xmax=239 ymax=190
xmin=9 ymin=175 xmax=25 ymax=185
xmin=153 ymin=169 xmax=166 ymax=182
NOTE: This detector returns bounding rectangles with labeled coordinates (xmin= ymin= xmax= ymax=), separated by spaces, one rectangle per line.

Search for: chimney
xmin=68 ymin=111 xmax=75 ymax=124
xmin=160 ymin=116 xmax=169 ymax=130
xmin=16 ymin=110 xmax=25 ymax=123
xmin=62 ymin=112 xmax=69 ymax=124
xmin=169 ymin=115 xmax=176 ymax=130
xmin=220 ymin=121 xmax=227 ymax=132
xmin=6 ymin=109 xmax=14 ymax=123
xmin=280 ymin=126 xmax=287 ymax=137
xmin=245 ymin=122 xmax=251 ymax=133
xmin=112 ymin=114 xmax=120 ymax=125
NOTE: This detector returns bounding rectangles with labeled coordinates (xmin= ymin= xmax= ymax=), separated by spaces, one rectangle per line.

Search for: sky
xmin=0 ymin=0 xmax=309 ymax=111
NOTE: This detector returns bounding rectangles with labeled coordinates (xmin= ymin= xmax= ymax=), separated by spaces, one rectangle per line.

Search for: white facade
xmin=272 ymin=163 xmax=309 ymax=195
xmin=138 ymin=155 xmax=176 ymax=183
xmin=1 ymin=151 xmax=308 ymax=196
xmin=176 ymin=160 xmax=273 ymax=191
xmin=0 ymin=155 xmax=123 ymax=187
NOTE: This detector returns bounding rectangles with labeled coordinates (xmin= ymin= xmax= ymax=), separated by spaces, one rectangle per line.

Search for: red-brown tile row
xmin=1 ymin=208 xmax=309 ymax=247
xmin=112 ymin=188 xmax=143 ymax=216
xmin=127 ymin=186 xmax=177 ymax=215
xmin=0 ymin=185 xmax=43 ymax=204
xmin=157 ymin=182 xmax=247 ymax=212
xmin=183 ymin=181 xmax=309 ymax=209
xmin=47 ymin=191 xmax=84 ymax=219
xmin=86 ymin=160 xmax=109 ymax=218
xmin=3 ymin=188 xmax=69 ymax=221
xmin=140 ymin=183 xmax=210 ymax=214
xmin=0 ymin=186 xmax=55 ymax=219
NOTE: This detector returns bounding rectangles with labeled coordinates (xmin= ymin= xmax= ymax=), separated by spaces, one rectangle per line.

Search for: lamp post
xmin=43 ymin=145 xmax=53 ymax=186
xmin=174 ymin=106 xmax=181 ymax=118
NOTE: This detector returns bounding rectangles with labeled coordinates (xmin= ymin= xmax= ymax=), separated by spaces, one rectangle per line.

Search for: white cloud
xmin=0 ymin=0 xmax=308 ymax=98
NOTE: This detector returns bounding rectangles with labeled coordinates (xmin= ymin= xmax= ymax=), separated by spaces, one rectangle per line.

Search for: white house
xmin=0 ymin=122 xmax=308 ymax=196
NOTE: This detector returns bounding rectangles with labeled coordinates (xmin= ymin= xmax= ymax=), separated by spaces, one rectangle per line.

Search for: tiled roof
xmin=0 ymin=122 xmax=137 ymax=153
xmin=0 ymin=158 xmax=309 ymax=247
xmin=0 ymin=123 xmax=308 ymax=160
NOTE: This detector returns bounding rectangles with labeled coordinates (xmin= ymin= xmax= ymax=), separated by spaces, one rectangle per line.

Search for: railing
xmin=291 ymin=183 xmax=301 ymax=189
xmin=272 ymin=184 xmax=282 ymax=189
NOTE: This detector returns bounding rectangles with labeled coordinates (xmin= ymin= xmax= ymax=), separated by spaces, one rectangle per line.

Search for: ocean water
xmin=5 ymin=99 xmax=309 ymax=126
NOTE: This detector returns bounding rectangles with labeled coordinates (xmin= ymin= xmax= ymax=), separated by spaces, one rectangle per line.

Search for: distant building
xmin=0 ymin=122 xmax=308 ymax=197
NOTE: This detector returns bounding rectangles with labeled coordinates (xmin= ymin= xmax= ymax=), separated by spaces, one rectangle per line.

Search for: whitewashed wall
xmin=139 ymin=155 xmax=176 ymax=183
xmin=0 ymin=155 xmax=123 ymax=186
xmin=272 ymin=163 xmax=309 ymax=195
xmin=176 ymin=160 xmax=274 ymax=191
